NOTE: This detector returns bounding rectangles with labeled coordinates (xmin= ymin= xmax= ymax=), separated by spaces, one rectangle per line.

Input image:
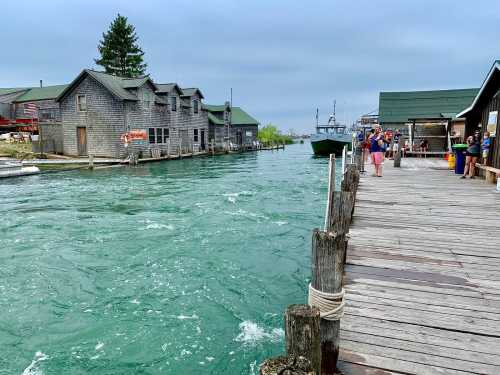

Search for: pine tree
xmin=95 ymin=14 xmax=147 ymax=77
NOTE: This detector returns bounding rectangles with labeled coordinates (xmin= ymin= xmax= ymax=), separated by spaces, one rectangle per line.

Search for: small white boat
xmin=0 ymin=161 xmax=40 ymax=178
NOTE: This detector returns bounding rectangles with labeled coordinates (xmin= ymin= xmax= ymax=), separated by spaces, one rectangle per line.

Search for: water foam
xmin=138 ymin=219 xmax=174 ymax=230
xmin=177 ymin=313 xmax=199 ymax=320
xmin=21 ymin=352 xmax=48 ymax=375
xmin=234 ymin=321 xmax=284 ymax=346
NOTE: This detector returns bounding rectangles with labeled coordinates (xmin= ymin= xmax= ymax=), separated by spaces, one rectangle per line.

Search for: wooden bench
xmin=476 ymin=163 xmax=500 ymax=183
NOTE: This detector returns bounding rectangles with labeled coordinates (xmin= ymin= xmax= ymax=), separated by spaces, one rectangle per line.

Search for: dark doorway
xmin=236 ymin=130 xmax=243 ymax=146
xmin=201 ymin=129 xmax=206 ymax=150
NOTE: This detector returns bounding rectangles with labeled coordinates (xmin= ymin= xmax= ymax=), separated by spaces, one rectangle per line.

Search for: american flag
xmin=24 ymin=103 xmax=38 ymax=118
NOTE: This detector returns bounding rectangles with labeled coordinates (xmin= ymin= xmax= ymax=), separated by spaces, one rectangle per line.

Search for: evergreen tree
xmin=95 ymin=14 xmax=147 ymax=77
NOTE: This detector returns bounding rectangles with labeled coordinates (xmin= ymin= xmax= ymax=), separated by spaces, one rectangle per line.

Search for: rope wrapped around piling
xmin=308 ymin=284 xmax=345 ymax=321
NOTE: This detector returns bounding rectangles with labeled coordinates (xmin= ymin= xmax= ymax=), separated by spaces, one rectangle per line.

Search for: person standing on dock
xmin=369 ymin=127 xmax=384 ymax=177
xmin=482 ymin=131 xmax=491 ymax=165
xmin=391 ymin=129 xmax=401 ymax=159
xmin=461 ymin=131 xmax=481 ymax=179
xmin=362 ymin=132 xmax=371 ymax=164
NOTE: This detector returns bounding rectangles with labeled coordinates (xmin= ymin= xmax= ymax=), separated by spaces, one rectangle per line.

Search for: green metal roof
xmin=379 ymin=88 xmax=479 ymax=123
xmin=231 ymin=107 xmax=259 ymax=126
xmin=207 ymin=112 xmax=224 ymax=125
xmin=13 ymin=85 xmax=68 ymax=102
xmin=203 ymin=104 xmax=229 ymax=112
xmin=205 ymin=103 xmax=259 ymax=126
xmin=0 ymin=88 xmax=28 ymax=96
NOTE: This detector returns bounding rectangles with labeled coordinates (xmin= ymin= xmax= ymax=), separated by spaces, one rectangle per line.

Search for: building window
xmin=39 ymin=108 xmax=57 ymax=121
xmin=193 ymin=99 xmax=199 ymax=114
xmin=77 ymin=95 xmax=87 ymax=112
xmin=149 ymin=128 xmax=155 ymax=144
xmin=156 ymin=128 xmax=163 ymax=144
xmin=194 ymin=128 xmax=199 ymax=142
xmin=142 ymin=91 xmax=152 ymax=106
xmin=170 ymin=96 xmax=177 ymax=111
xmin=149 ymin=128 xmax=170 ymax=144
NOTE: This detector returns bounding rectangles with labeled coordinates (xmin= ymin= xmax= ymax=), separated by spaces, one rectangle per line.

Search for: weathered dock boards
xmin=338 ymin=159 xmax=500 ymax=375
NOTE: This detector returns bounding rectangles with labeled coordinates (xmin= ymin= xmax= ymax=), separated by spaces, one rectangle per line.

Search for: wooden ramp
xmin=338 ymin=159 xmax=500 ymax=375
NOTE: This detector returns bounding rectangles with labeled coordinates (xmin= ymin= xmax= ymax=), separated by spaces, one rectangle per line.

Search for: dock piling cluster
xmin=260 ymin=153 xmax=360 ymax=375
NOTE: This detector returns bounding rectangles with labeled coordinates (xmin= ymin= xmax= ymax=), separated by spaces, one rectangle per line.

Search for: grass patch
xmin=0 ymin=142 xmax=35 ymax=159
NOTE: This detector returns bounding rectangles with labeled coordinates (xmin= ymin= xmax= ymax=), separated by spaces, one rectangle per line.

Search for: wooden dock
xmin=338 ymin=159 xmax=500 ymax=374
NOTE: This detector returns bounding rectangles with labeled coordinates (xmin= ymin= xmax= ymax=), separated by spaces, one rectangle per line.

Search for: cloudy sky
xmin=1 ymin=0 xmax=500 ymax=132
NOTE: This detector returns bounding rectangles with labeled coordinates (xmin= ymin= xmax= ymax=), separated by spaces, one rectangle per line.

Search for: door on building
xmin=200 ymin=129 xmax=206 ymax=150
xmin=179 ymin=129 xmax=189 ymax=153
xmin=76 ymin=127 xmax=87 ymax=156
xmin=236 ymin=130 xmax=243 ymax=146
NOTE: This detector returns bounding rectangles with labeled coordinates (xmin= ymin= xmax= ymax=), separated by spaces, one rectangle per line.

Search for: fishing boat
xmin=0 ymin=161 xmax=40 ymax=178
xmin=311 ymin=102 xmax=353 ymax=156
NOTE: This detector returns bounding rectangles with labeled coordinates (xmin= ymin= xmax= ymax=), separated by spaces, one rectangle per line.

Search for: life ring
xmin=121 ymin=133 xmax=130 ymax=145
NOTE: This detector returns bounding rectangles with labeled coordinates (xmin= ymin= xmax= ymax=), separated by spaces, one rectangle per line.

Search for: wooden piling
xmin=341 ymin=163 xmax=360 ymax=221
xmin=285 ymin=304 xmax=321 ymax=375
xmin=341 ymin=163 xmax=360 ymax=194
xmin=260 ymin=356 xmax=314 ymax=375
xmin=88 ymin=154 xmax=94 ymax=170
xmin=311 ymin=230 xmax=347 ymax=374
xmin=330 ymin=191 xmax=354 ymax=235
xmin=394 ymin=149 xmax=402 ymax=167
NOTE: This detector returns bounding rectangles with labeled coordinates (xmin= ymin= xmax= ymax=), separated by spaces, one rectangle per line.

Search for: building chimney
xmin=40 ymin=80 xmax=43 ymax=88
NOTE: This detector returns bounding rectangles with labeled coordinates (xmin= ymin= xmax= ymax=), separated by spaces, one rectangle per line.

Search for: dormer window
xmin=77 ymin=95 xmax=87 ymax=112
xmin=170 ymin=96 xmax=177 ymax=111
xmin=193 ymin=99 xmax=199 ymax=114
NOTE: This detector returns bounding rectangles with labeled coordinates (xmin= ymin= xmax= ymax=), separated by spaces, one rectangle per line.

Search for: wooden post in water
xmin=259 ymin=304 xmax=321 ymax=374
xmin=167 ymin=138 xmax=171 ymax=159
xmin=311 ymin=230 xmax=347 ymax=374
xmin=260 ymin=356 xmax=314 ymax=375
xmin=341 ymin=163 xmax=360 ymax=221
xmin=285 ymin=304 xmax=321 ymax=375
xmin=88 ymin=154 xmax=94 ymax=170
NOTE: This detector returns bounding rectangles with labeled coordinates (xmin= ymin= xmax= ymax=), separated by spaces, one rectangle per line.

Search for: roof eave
xmin=55 ymin=70 xmax=88 ymax=102
xmin=456 ymin=106 xmax=472 ymax=119
xmin=459 ymin=61 xmax=500 ymax=117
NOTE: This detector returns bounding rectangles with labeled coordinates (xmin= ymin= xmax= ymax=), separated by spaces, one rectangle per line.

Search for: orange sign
xmin=121 ymin=130 xmax=147 ymax=144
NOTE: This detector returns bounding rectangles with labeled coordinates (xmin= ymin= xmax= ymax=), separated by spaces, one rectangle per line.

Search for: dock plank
xmin=341 ymin=159 xmax=500 ymax=374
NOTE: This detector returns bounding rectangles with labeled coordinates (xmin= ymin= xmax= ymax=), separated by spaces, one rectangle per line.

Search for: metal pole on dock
xmin=324 ymin=154 xmax=336 ymax=231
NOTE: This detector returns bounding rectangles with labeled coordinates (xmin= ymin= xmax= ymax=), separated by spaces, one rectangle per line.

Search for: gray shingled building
xmin=205 ymin=103 xmax=259 ymax=150
xmin=56 ymin=70 xmax=208 ymax=158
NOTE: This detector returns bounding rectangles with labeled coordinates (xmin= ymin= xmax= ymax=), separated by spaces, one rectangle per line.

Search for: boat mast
xmin=315 ymin=108 xmax=319 ymax=132
xmin=333 ymin=100 xmax=336 ymax=125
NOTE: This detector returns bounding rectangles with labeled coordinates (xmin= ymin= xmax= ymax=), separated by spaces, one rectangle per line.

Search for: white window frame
xmin=76 ymin=95 xmax=87 ymax=112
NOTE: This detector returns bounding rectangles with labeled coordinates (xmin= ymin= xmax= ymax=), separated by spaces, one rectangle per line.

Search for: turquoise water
xmin=0 ymin=143 xmax=338 ymax=374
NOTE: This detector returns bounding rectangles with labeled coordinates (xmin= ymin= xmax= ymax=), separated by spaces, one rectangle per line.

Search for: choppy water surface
xmin=0 ymin=143 xmax=339 ymax=374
